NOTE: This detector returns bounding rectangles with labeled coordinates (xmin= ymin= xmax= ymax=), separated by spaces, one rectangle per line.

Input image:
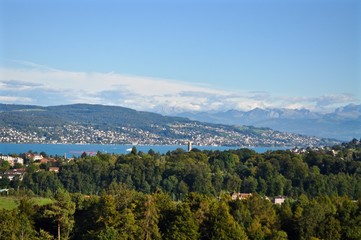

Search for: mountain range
xmin=174 ymin=104 xmax=361 ymax=141
xmin=0 ymin=103 xmax=340 ymax=147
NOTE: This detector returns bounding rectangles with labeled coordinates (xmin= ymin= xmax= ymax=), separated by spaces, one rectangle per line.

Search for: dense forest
xmin=0 ymin=139 xmax=361 ymax=239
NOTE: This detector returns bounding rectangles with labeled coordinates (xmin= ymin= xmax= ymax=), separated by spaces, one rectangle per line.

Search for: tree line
xmin=1 ymin=185 xmax=361 ymax=239
xmin=0 ymin=139 xmax=361 ymax=239
xmin=2 ymin=140 xmax=359 ymax=199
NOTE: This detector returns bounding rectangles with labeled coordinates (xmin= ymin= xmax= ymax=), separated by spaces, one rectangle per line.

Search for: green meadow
xmin=0 ymin=197 xmax=53 ymax=210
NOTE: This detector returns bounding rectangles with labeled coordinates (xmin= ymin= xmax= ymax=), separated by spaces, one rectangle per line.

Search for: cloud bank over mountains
xmin=0 ymin=63 xmax=358 ymax=114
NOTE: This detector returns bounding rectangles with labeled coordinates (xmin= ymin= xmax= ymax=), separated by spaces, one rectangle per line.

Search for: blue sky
xmin=0 ymin=0 xmax=360 ymax=113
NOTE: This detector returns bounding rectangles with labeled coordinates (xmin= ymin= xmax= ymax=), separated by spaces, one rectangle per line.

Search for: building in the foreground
xmin=49 ymin=167 xmax=60 ymax=173
xmin=0 ymin=168 xmax=26 ymax=181
xmin=273 ymin=196 xmax=286 ymax=205
xmin=231 ymin=192 xmax=252 ymax=201
xmin=0 ymin=156 xmax=24 ymax=166
xmin=27 ymin=154 xmax=43 ymax=161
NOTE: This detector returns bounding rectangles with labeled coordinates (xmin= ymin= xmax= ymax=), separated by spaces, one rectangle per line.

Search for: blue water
xmin=0 ymin=143 xmax=287 ymax=157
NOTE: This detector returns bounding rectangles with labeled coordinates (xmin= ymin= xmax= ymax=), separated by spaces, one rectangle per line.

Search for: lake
xmin=0 ymin=143 xmax=288 ymax=157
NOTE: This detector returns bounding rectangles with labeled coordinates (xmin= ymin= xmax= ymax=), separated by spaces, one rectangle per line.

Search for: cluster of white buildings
xmin=0 ymin=155 xmax=24 ymax=166
xmin=0 ymin=120 xmax=333 ymax=147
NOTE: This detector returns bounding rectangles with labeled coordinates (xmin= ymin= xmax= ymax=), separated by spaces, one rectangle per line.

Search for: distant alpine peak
xmin=335 ymin=103 xmax=361 ymax=113
xmin=175 ymin=104 xmax=361 ymax=118
xmin=173 ymin=104 xmax=361 ymax=141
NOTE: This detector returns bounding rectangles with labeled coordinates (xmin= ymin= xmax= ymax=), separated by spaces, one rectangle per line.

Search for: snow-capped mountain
xmin=174 ymin=104 xmax=361 ymax=141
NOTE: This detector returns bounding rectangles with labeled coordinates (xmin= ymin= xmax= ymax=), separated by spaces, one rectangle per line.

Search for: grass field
xmin=0 ymin=196 xmax=53 ymax=210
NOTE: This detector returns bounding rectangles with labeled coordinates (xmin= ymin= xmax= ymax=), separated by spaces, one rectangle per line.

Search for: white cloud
xmin=0 ymin=96 xmax=32 ymax=103
xmin=315 ymin=94 xmax=357 ymax=107
xmin=0 ymin=63 xmax=359 ymax=113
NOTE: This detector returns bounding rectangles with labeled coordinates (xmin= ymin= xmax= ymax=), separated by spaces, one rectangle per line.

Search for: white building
xmin=273 ymin=196 xmax=286 ymax=205
xmin=231 ymin=192 xmax=252 ymax=201
xmin=0 ymin=168 xmax=26 ymax=181
xmin=0 ymin=156 xmax=24 ymax=166
xmin=27 ymin=154 xmax=43 ymax=161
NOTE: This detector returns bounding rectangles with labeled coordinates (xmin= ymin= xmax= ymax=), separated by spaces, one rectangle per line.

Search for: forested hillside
xmin=0 ymin=140 xmax=360 ymax=239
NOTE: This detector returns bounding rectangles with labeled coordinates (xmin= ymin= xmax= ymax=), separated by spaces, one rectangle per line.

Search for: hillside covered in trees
xmin=0 ymin=139 xmax=361 ymax=239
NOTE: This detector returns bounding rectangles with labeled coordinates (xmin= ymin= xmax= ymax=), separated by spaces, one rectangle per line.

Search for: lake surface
xmin=0 ymin=143 xmax=288 ymax=157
